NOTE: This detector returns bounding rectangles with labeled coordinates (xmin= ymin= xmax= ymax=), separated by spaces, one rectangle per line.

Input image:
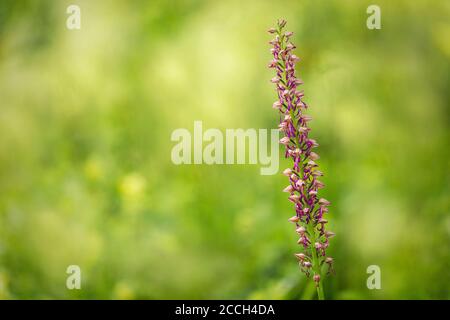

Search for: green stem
xmin=308 ymin=224 xmax=325 ymax=300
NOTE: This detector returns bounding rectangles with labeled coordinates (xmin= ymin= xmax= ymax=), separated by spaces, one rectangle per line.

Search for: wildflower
xmin=279 ymin=137 xmax=290 ymax=145
xmin=273 ymin=101 xmax=282 ymax=109
xmin=268 ymin=19 xmax=334 ymax=300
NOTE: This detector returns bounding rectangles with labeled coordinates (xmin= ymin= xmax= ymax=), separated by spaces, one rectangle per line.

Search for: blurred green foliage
xmin=0 ymin=0 xmax=449 ymax=299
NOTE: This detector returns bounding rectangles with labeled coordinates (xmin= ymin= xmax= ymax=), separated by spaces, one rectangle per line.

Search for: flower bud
xmin=325 ymin=231 xmax=336 ymax=238
xmin=278 ymin=121 xmax=288 ymax=130
xmin=296 ymin=226 xmax=306 ymax=234
xmin=312 ymin=170 xmax=324 ymax=177
xmin=268 ymin=60 xmax=277 ymax=68
xmin=295 ymin=179 xmax=304 ymax=188
xmin=307 ymin=160 xmax=318 ymax=167
xmin=307 ymin=139 xmax=319 ymax=147
xmin=288 ymin=194 xmax=300 ymax=203
xmin=285 ymin=31 xmax=294 ymax=37
xmin=294 ymin=253 xmax=306 ymax=261
xmin=291 ymin=54 xmax=300 ymax=62
xmin=302 ymin=115 xmax=313 ymax=122
xmin=267 ymin=28 xmax=277 ymax=34
xmin=298 ymin=126 xmax=310 ymax=133
xmin=282 ymin=168 xmax=292 ymax=176
xmin=295 ymin=90 xmax=304 ymax=98
xmin=309 ymin=152 xmax=320 ymax=160
xmin=283 ymin=185 xmax=294 ymax=193
xmin=313 ymin=274 xmax=321 ymax=283
xmin=318 ymin=198 xmax=331 ymax=206
xmin=278 ymin=19 xmax=287 ymax=28
xmin=279 ymin=137 xmax=290 ymax=145
xmin=314 ymin=180 xmax=325 ymax=189
xmin=271 ymin=77 xmax=280 ymax=83
xmin=272 ymin=101 xmax=282 ymax=109
xmin=288 ymin=215 xmax=299 ymax=223
xmin=289 ymin=148 xmax=301 ymax=157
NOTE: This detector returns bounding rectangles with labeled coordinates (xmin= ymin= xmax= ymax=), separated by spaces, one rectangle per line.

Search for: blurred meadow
xmin=0 ymin=0 xmax=449 ymax=299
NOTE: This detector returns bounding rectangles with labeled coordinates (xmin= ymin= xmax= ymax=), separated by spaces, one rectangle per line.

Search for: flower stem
xmin=309 ymin=224 xmax=325 ymax=300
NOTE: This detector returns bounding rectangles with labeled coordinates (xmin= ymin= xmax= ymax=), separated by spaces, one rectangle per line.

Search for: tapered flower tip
xmin=285 ymin=31 xmax=294 ymax=37
xmin=291 ymin=54 xmax=300 ymax=62
xmin=302 ymin=115 xmax=313 ymax=122
xmin=270 ymin=76 xmax=280 ymax=83
xmin=309 ymin=152 xmax=320 ymax=160
xmin=295 ymin=91 xmax=304 ymax=98
xmin=314 ymin=180 xmax=325 ymax=189
xmin=267 ymin=27 xmax=277 ymax=34
xmin=307 ymin=160 xmax=318 ymax=167
xmin=272 ymin=101 xmax=282 ymax=109
xmin=282 ymin=168 xmax=292 ymax=176
xmin=278 ymin=121 xmax=288 ymax=130
xmin=288 ymin=194 xmax=300 ymax=203
xmin=283 ymin=185 xmax=294 ymax=193
xmin=303 ymin=261 xmax=312 ymax=268
xmin=325 ymin=257 xmax=334 ymax=264
xmin=296 ymin=226 xmax=306 ymax=234
xmin=313 ymin=274 xmax=321 ymax=283
xmin=308 ymin=190 xmax=317 ymax=196
xmin=318 ymin=218 xmax=328 ymax=224
xmin=288 ymin=215 xmax=300 ymax=223
xmin=325 ymin=231 xmax=336 ymax=238
xmin=298 ymin=126 xmax=310 ymax=133
xmin=268 ymin=60 xmax=277 ymax=68
xmin=278 ymin=19 xmax=287 ymax=28
xmin=284 ymin=114 xmax=291 ymax=121
xmin=294 ymin=253 xmax=306 ymax=261
xmin=314 ymin=242 xmax=322 ymax=249
xmin=290 ymin=173 xmax=298 ymax=181
xmin=318 ymin=198 xmax=331 ymax=206
xmin=286 ymin=43 xmax=295 ymax=50
xmin=312 ymin=170 xmax=324 ymax=177
xmin=279 ymin=137 xmax=290 ymax=145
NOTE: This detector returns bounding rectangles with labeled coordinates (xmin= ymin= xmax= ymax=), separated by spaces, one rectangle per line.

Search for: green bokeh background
xmin=0 ymin=0 xmax=449 ymax=299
